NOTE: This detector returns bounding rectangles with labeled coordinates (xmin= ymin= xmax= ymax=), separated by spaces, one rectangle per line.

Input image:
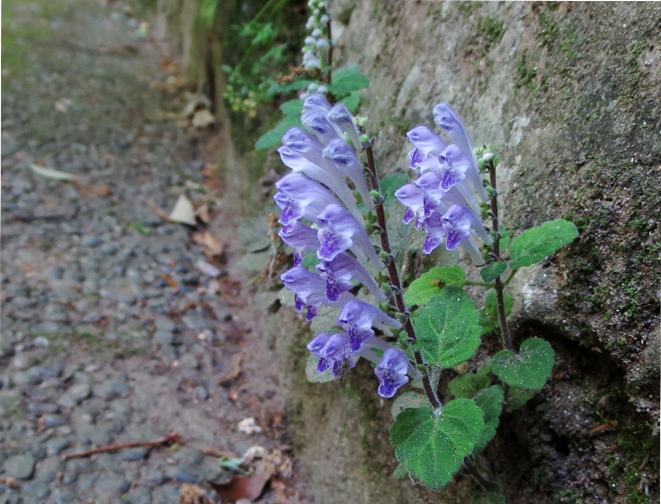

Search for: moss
xmin=538 ymin=11 xmax=559 ymax=47
xmin=516 ymin=54 xmax=537 ymax=90
xmin=477 ymin=16 xmax=506 ymax=48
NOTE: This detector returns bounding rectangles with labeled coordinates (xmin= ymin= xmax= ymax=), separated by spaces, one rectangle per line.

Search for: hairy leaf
xmin=390 ymin=391 xmax=429 ymax=419
xmin=390 ymin=399 xmax=485 ymax=489
xmin=255 ymin=115 xmax=301 ymax=150
xmin=328 ymin=65 xmax=370 ymax=95
xmin=405 ymin=266 xmax=466 ymax=306
xmin=340 ymin=90 xmax=361 ymax=112
xmin=472 ymin=385 xmax=504 ymax=452
xmin=379 ymin=173 xmax=408 ymax=201
xmin=505 ymin=386 xmax=536 ymax=412
xmin=509 ymin=219 xmax=579 ymax=269
xmin=480 ymin=261 xmax=507 ymax=283
xmin=448 ymin=372 xmax=491 ymax=399
xmin=478 ymin=288 xmax=514 ymax=335
xmin=492 ymin=338 xmax=555 ymax=390
xmin=412 ymin=287 xmax=481 ymax=367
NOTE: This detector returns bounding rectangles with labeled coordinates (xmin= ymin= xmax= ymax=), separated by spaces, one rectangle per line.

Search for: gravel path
xmin=1 ymin=2 xmax=299 ymax=503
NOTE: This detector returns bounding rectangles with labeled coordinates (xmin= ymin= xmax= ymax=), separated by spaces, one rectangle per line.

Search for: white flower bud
xmin=317 ymin=85 xmax=328 ymax=94
xmin=317 ymin=38 xmax=329 ymax=48
xmin=311 ymin=28 xmax=322 ymax=38
xmin=307 ymin=83 xmax=319 ymax=92
xmin=320 ymin=14 xmax=329 ymax=24
xmin=305 ymin=36 xmax=317 ymax=46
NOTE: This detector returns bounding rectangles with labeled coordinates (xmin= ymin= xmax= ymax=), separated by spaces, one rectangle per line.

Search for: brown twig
xmin=364 ymin=143 xmax=442 ymax=410
xmin=61 ymin=431 xmax=180 ymax=461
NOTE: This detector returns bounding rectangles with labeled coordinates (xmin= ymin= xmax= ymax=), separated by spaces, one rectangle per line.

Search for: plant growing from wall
xmin=257 ymin=7 xmax=579 ymax=502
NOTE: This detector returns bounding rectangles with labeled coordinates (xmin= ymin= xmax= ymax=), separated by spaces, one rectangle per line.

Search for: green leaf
xmin=449 ymin=373 xmax=491 ymax=399
xmin=390 ymin=399 xmax=485 ymax=489
xmin=472 ymin=385 xmax=504 ymax=452
xmin=505 ymin=386 xmax=536 ymax=412
xmin=279 ymin=99 xmax=304 ymax=116
xmin=238 ymin=217 xmax=271 ymax=252
xmin=492 ymin=338 xmax=555 ymax=391
xmin=480 ymin=262 xmax=507 ymax=283
xmin=471 ymin=483 xmax=506 ymax=504
xmin=128 ymin=222 xmax=153 ymax=236
xmin=412 ymin=287 xmax=481 ymax=367
xmin=340 ymin=90 xmax=361 ymax=112
xmin=478 ymin=288 xmax=514 ymax=335
xmin=392 ymin=464 xmax=408 ymax=479
xmin=328 ymin=65 xmax=370 ymax=96
xmin=255 ymin=115 xmax=301 ymax=150
xmin=301 ymin=251 xmax=320 ymax=269
xmin=268 ymin=79 xmax=316 ymax=96
xmin=509 ymin=219 xmax=579 ymax=269
xmin=379 ymin=173 xmax=408 ymax=200
xmin=390 ymin=391 xmax=430 ymax=418
xmin=405 ymin=266 xmax=466 ymax=306
xmin=236 ymin=251 xmax=270 ymax=272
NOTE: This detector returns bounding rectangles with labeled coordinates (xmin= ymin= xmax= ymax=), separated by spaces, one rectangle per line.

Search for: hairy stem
xmin=486 ymin=160 xmax=513 ymax=351
xmin=324 ymin=19 xmax=333 ymax=84
xmin=364 ymin=143 xmax=442 ymax=410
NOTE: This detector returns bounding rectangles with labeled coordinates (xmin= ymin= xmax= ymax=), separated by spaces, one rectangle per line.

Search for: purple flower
xmin=432 ymin=103 xmax=489 ymax=201
xmin=303 ymin=93 xmax=332 ymax=115
xmin=302 ymin=109 xmax=339 ymax=146
xmin=316 ymin=204 xmax=383 ymax=268
xmin=327 ymin=103 xmax=362 ymax=151
xmin=337 ymin=300 xmax=401 ymax=351
xmin=323 ymin=139 xmax=373 ymax=210
xmin=277 ymin=146 xmax=362 ymax=222
xmin=375 ymin=348 xmax=410 ymax=398
xmin=406 ymin=126 xmax=447 ymax=155
xmin=278 ymin=222 xmax=320 ymax=266
xmin=394 ymin=183 xmax=425 ymax=228
xmin=423 ymin=205 xmax=487 ymax=264
xmin=316 ymin=252 xmax=387 ymax=303
xmin=307 ymin=332 xmax=355 ymax=377
xmin=280 ymin=267 xmax=352 ymax=320
xmin=274 ymin=173 xmax=339 ymax=229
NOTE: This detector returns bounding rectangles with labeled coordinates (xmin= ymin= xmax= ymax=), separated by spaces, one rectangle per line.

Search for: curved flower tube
xmin=280 ymin=267 xmax=353 ymax=320
xmin=307 ymin=332 xmax=355 ymax=377
xmin=278 ymin=221 xmax=320 ymax=266
xmin=277 ymin=146 xmax=362 ymax=222
xmin=316 ymin=252 xmax=387 ymax=303
xmin=323 ymin=139 xmax=374 ymax=210
xmin=316 ymin=204 xmax=383 ymax=268
xmin=327 ymin=103 xmax=363 ymax=151
xmin=433 ymin=103 xmax=489 ymax=202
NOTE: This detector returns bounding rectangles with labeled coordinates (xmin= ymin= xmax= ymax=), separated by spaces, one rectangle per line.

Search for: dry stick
xmin=61 ymin=431 xmax=180 ymax=461
xmin=486 ymin=160 xmax=513 ymax=352
xmin=364 ymin=144 xmax=442 ymax=410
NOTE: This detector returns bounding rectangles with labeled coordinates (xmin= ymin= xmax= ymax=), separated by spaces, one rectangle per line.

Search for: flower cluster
xmin=395 ymin=103 xmax=492 ymax=264
xmin=300 ymin=0 xmax=330 ymax=97
xmin=275 ymin=94 xmax=414 ymax=398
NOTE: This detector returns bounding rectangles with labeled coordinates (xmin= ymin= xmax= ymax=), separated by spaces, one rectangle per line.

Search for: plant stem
xmin=486 ymin=160 xmax=513 ymax=351
xmin=364 ymin=143 xmax=442 ymax=410
xmin=503 ymin=268 xmax=518 ymax=286
xmin=324 ymin=19 xmax=333 ymax=84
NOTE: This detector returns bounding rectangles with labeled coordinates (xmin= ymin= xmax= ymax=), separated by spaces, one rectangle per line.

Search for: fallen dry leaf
xmin=209 ymin=464 xmax=273 ymax=503
xmin=195 ymin=204 xmax=210 ymax=224
xmin=169 ymin=194 xmax=197 ymax=226
xmin=218 ymin=353 xmax=243 ymax=385
xmin=29 ymin=164 xmax=78 ymax=181
xmin=162 ymin=273 xmax=180 ymax=292
xmin=192 ymin=231 xmax=223 ymax=257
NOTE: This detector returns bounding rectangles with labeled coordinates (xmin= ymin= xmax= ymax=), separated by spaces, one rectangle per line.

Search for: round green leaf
xmin=327 ymin=65 xmax=370 ymax=96
xmin=412 ymin=287 xmax=481 ymax=367
xmin=509 ymin=219 xmax=579 ymax=269
xmin=390 ymin=399 xmax=485 ymax=489
xmin=492 ymin=338 xmax=555 ymax=390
